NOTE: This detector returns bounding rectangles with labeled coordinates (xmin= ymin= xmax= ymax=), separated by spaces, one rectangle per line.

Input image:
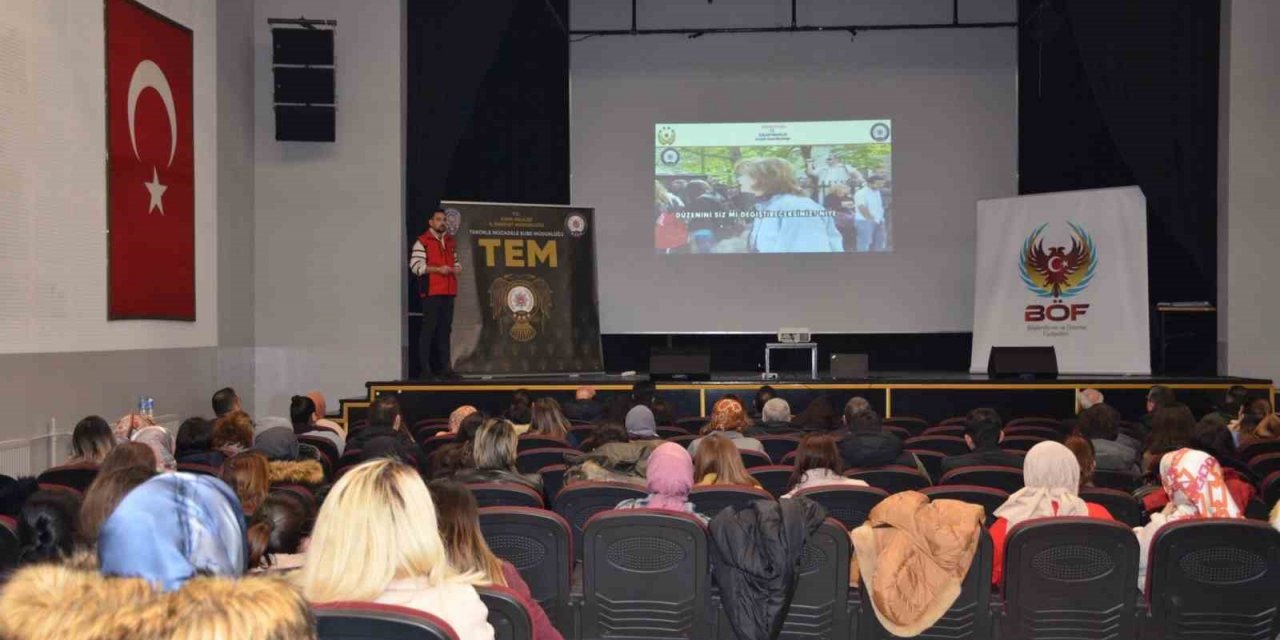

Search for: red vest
xmin=417 ymin=231 xmax=458 ymax=297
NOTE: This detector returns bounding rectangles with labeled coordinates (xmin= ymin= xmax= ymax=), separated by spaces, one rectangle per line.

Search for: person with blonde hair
xmin=530 ymin=397 xmax=573 ymax=443
xmin=693 ymin=434 xmax=762 ymax=488
xmin=454 ymin=419 xmax=543 ymax=492
xmin=736 ymin=157 xmax=843 ymax=253
xmin=688 ymin=397 xmax=764 ymax=457
xmin=296 ymin=458 xmax=493 ymax=639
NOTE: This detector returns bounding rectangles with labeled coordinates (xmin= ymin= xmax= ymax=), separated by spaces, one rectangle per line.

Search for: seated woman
xmin=78 ymin=466 xmax=154 ymax=546
xmin=453 ymin=419 xmax=543 ymax=493
xmin=429 ymin=480 xmax=563 ymax=640
xmin=578 ymin=421 xmax=629 ymax=453
xmin=687 ymin=398 xmax=764 ymax=457
xmin=296 ymin=458 xmax=494 ymax=640
xmin=290 ymin=394 xmax=345 ymax=455
xmin=175 ymin=417 xmax=225 ymax=468
xmin=989 ymin=441 xmax=1114 ymax=585
xmin=782 ymin=433 xmax=868 ymax=498
xmin=1135 ymin=448 xmax=1242 ymax=591
xmin=616 ymin=442 xmax=708 ymax=524
xmin=429 ymin=411 xmax=485 ymax=479
xmin=1062 ymin=434 xmax=1097 ymax=489
xmin=212 ymin=411 xmax=255 ymax=458
xmin=66 ymin=416 xmax=115 ymax=466
xmin=694 ymin=434 xmax=763 ymax=488
xmin=220 ymin=451 xmax=270 ymax=517
xmin=246 ymin=491 xmax=314 ymax=573
xmin=624 ymin=405 xmax=661 ymax=441
xmin=130 ymin=426 xmax=176 ymax=473
xmin=1141 ymin=405 xmax=1196 ymax=476
xmin=530 ymin=398 xmax=577 ymax=447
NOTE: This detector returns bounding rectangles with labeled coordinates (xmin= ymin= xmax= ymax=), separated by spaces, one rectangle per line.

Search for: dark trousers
xmin=419 ymin=295 xmax=455 ymax=377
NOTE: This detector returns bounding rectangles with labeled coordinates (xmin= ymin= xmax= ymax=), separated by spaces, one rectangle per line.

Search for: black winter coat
xmin=709 ymin=497 xmax=827 ymax=640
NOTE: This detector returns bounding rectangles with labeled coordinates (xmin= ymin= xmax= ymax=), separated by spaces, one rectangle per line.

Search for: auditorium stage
xmin=337 ymin=372 xmax=1275 ymax=428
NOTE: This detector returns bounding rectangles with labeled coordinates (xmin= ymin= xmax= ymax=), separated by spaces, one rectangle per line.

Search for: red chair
xmin=477 ymin=585 xmax=532 ymax=640
xmin=1249 ymin=452 xmax=1280 ymax=480
xmin=657 ymin=426 xmax=689 ymax=439
xmin=941 ymin=466 xmax=1025 ymax=494
xmin=36 ymin=483 xmax=83 ymax=498
xmin=667 ymin=434 xmax=699 ymax=446
xmin=553 ymin=481 xmax=647 ymax=562
xmin=35 ymin=464 xmax=98 ymax=493
xmin=313 ymin=602 xmax=459 ymax=640
xmin=922 ymin=425 xmax=966 ymax=437
xmin=0 ymin=514 xmax=19 ymax=571
xmin=844 ymin=466 xmax=931 ymax=493
xmin=419 ymin=433 xmax=456 ymax=460
xmin=999 ymin=435 xmax=1047 ymax=452
xmin=938 ymin=416 xmax=968 ymax=427
xmin=883 ymin=416 xmax=929 ymax=436
xmin=465 ymin=482 xmax=544 ymax=509
xmin=539 ymin=464 xmax=567 ymax=507
xmin=1079 ymin=487 xmax=1143 ymax=527
xmin=1241 ymin=440 xmax=1280 ymax=463
xmin=1006 ymin=417 xmax=1064 ymax=431
xmin=883 ymin=425 xmax=912 ymax=441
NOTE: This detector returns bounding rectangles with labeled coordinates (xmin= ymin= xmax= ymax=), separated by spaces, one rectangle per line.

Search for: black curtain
xmin=1019 ymin=0 xmax=1220 ymax=307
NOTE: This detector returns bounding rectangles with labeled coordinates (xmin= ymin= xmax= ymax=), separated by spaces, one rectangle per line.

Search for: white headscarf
xmin=992 ymin=441 xmax=1088 ymax=527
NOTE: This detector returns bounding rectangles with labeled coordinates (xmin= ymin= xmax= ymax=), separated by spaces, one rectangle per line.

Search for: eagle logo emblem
xmin=1018 ymin=222 xmax=1097 ymax=300
xmin=657 ymin=126 xmax=676 ymax=146
xmin=489 ymin=274 xmax=553 ymax=342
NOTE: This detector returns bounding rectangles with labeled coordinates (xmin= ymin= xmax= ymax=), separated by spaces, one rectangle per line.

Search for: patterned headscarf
xmin=449 ymin=405 xmax=478 ymax=434
xmin=131 ymin=425 xmax=176 ymax=472
xmin=706 ymin=398 xmax=750 ymax=434
xmin=1159 ymin=448 xmax=1242 ymax=520
xmin=992 ymin=441 xmax=1088 ymax=527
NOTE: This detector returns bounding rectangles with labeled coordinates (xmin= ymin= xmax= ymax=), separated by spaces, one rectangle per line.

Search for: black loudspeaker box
xmin=830 ymin=353 xmax=869 ymax=379
xmin=987 ymin=346 xmax=1058 ymax=379
xmin=649 ymin=349 xmax=712 ymax=381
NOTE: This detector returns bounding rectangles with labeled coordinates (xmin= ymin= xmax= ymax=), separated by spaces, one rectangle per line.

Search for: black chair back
xmin=314 ymin=602 xmax=459 ymax=640
xmin=905 ymin=435 xmax=970 ymax=456
xmin=478 ymin=507 xmax=572 ymax=632
xmin=757 ymin=435 xmax=802 ymax=463
xmin=1080 ymin=487 xmax=1143 ymax=527
xmin=938 ymin=417 xmax=968 ymax=427
xmin=883 ymin=425 xmax=912 ymax=441
xmin=750 ymin=465 xmax=797 ymax=499
xmin=908 ymin=450 xmax=946 ymax=483
xmin=581 ymin=510 xmax=710 ymax=639
xmin=657 ymin=426 xmax=689 ymax=439
xmin=999 ymin=436 xmax=1046 ymax=452
xmin=739 ymin=449 xmax=774 ymax=469
xmin=688 ymin=485 xmax=774 ymax=519
xmin=1146 ymin=519 xmax=1280 ymax=640
xmin=538 ymin=464 xmax=567 ymax=508
xmin=1249 ymin=452 xmax=1280 ymax=480
xmin=516 ymin=447 xmax=576 ymax=474
xmin=1003 ymin=426 xmax=1062 ymax=441
xmin=0 ymin=515 xmax=19 ymax=573
xmin=845 ymin=466 xmax=931 ymax=493
xmin=858 ymin=528 xmax=993 ymax=639
xmin=1240 ymin=439 xmax=1280 ymax=463
xmin=920 ymin=485 xmax=1009 ymax=527
xmin=941 ymin=466 xmax=1025 ymax=494
xmin=1002 ymin=518 xmax=1139 ymax=640
xmin=779 ymin=518 xmax=851 ymax=639
xmin=553 ymin=481 xmax=647 ymax=562
xmin=1091 ymin=469 xmax=1140 ymax=492
xmin=1264 ymin=471 xmax=1280 ymax=508
xmin=921 ymin=425 xmax=966 ymax=438
xmin=419 ymin=433 xmax=456 ymax=460
xmin=517 ymin=435 xmax=570 ymax=452
xmin=1006 ymin=417 xmax=1065 ymax=431
xmin=35 ymin=465 xmax=98 ymax=493
xmin=299 ymin=434 xmax=340 ymax=468
xmin=884 ymin=416 xmax=929 ymax=436
xmin=793 ymin=486 xmax=890 ymax=529
xmin=466 ymin=483 xmax=544 ymax=509
xmin=478 ymin=585 xmax=533 ymax=640
xmin=176 ymin=462 xmax=221 ymax=477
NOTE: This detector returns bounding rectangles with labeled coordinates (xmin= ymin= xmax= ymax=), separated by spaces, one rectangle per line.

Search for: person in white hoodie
xmin=295 ymin=458 xmax=494 ymax=640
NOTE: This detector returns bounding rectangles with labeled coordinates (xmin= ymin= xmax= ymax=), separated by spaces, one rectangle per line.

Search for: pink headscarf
xmin=644 ymin=442 xmax=695 ymax=511
xmin=131 ymin=425 xmax=176 ymax=472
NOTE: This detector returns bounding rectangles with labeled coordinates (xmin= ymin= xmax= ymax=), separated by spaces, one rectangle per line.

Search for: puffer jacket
xmin=709 ymin=497 xmax=826 ymax=640
xmin=563 ymin=440 xmax=664 ymax=485
xmin=267 ymin=459 xmax=325 ymax=487
xmin=851 ymin=491 xmax=983 ymax=637
xmin=0 ymin=563 xmax=315 ymax=640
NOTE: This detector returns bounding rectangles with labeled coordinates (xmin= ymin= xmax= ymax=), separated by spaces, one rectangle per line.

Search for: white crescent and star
xmin=126 ymin=59 xmax=177 ymax=215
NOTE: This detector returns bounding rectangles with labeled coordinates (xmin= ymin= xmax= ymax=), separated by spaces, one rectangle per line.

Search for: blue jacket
xmin=749 ymin=193 xmax=844 ymax=253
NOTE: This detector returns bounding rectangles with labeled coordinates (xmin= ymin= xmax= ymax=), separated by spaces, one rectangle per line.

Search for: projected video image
xmin=654 ymin=120 xmax=892 ymax=254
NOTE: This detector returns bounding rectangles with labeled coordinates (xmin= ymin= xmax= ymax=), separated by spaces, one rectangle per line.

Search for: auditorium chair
xmin=1006 ymin=417 xmax=1064 ymax=430
xmin=920 ymin=485 xmax=1008 ymax=527
xmin=883 ymin=425 xmax=912 ymax=441
xmin=1248 ymin=452 xmax=1280 ymax=480
xmin=568 ymin=424 xmax=595 ymax=441
xmin=1144 ymin=519 xmax=1280 ymax=639
xmin=1239 ymin=439 xmax=1280 ymax=462
xmin=921 ymin=425 xmax=966 ymax=438
xmin=904 ymin=435 xmax=970 ymax=456
xmin=270 ymin=483 xmax=317 ymax=507
xmin=516 ymin=447 xmax=576 ymax=474
xmin=299 ymin=434 xmax=340 ymax=469
xmin=792 ymin=485 xmax=889 ymax=529
xmin=0 ymin=515 xmax=19 ymax=572
xmin=1245 ymin=497 xmax=1271 ymax=521
xmin=779 ymin=518 xmax=852 ymax=639
xmin=1000 ymin=518 xmax=1139 ymax=640
xmin=908 ymin=450 xmax=946 ymax=483
xmin=1265 ymin=472 xmax=1280 ymax=511
xmin=998 ymin=436 xmax=1046 ymax=452
xmin=844 ymin=466 xmax=931 ymax=493
xmin=552 ymin=481 xmax=647 ymax=562
xmin=657 ymin=426 xmax=689 ymax=439
xmin=517 ymin=435 xmax=570 ymax=452
xmin=36 ymin=483 xmax=82 ymax=498
xmin=667 ymin=434 xmax=699 ymax=447
xmin=419 ymin=433 xmax=455 ymax=460
xmin=688 ymin=485 xmax=774 ymax=518
xmin=537 ymin=465 xmax=567 ymax=507
xmin=35 ymin=464 xmax=98 ymax=493
xmin=580 ymin=510 xmax=712 ymax=639
xmin=1091 ymin=469 xmax=1140 ymax=492
xmin=858 ymin=529 xmax=994 ymax=640
xmin=938 ymin=416 xmax=968 ymax=427
xmin=478 ymin=586 xmax=533 ymax=640
xmin=757 ymin=435 xmax=802 ymax=463
xmin=414 ymin=424 xmax=448 ymax=443
xmin=883 ymin=416 xmax=929 ymax=436
xmin=478 ymin=507 xmax=573 ymax=631
xmin=780 ymin=451 xmax=798 ymax=466
xmin=677 ymin=417 xmax=709 ymax=432
xmin=739 ymin=449 xmax=774 ymax=469
xmin=466 ymin=483 xmax=544 ymax=509
xmin=1079 ymin=487 xmax=1143 ymax=527
xmin=941 ymin=466 xmax=1024 ymax=494
xmin=176 ymin=462 xmax=221 ymax=477
xmin=1002 ymin=426 xmax=1062 ymax=441
xmin=314 ymin=602 xmax=458 ymax=640
xmin=750 ymin=465 xmax=796 ymax=499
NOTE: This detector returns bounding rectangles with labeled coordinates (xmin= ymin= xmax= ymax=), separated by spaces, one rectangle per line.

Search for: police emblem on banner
xmin=565 ymin=213 xmax=587 ymax=237
xmin=489 ymin=274 xmax=553 ymax=342
xmin=445 ymin=208 xmax=463 ymax=235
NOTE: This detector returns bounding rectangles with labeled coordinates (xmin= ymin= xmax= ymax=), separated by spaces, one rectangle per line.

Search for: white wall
xmin=1219 ymin=0 xmax=1280 ymax=383
xmin=0 ymin=0 xmax=218 ymax=354
xmin=252 ymin=0 xmax=403 ymax=417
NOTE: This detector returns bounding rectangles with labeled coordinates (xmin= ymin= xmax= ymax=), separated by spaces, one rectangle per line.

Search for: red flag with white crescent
xmin=106 ymin=0 xmax=194 ymax=320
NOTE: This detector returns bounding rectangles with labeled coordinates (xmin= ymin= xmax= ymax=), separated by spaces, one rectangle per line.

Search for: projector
xmin=777 ymin=328 xmax=811 ymax=343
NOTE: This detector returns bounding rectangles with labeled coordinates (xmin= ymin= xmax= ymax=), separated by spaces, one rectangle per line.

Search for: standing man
xmin=854 ymin=174 xmax=888 ymax=252
xmin=410 ymin=208 xmax=461 ymax=380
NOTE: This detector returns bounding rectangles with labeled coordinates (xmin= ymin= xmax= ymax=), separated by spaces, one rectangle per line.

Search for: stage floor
xmin=338 ymin=372 xmax=1274 ymax=427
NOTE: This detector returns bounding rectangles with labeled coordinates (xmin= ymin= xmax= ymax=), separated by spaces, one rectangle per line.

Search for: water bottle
xmin=137 ymin=395 xmax=148 ymax=415
xmin=146 ymin=396 xmax=155 ymax=419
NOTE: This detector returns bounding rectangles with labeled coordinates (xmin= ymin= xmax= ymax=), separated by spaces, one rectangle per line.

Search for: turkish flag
xmin=106 ymin=0 xmax=195 ymax=320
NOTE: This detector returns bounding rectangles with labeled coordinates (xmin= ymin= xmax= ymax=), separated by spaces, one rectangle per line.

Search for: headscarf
xmin=130 ymin=426 xmax=176 ymax=472
xmin=449 ymin=405 xmax=478 ymax=434
xmin=644 ymin=442 xmax=695 ymax=511
xmin=626 ymin=405 xmax=658 ymax=439
xmin=1158 ymin=448 xmax=1241 ymax=521
xmin=253 ymin=426 xmax=300 ymax=461
xmin=306 ymin=390 xmax=327 ymax=418
xmin=98 ymin=473 xmax=247 ymax=591
xmin=706 ymin=397 xmax=750 ymax=434
xmin=992 ymin=441 xmax=1087 ymax=527
xmin=113 ymin=413 xmax=155 ymax=443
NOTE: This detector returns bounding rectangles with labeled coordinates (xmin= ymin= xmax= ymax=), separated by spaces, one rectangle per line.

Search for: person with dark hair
xmin=940 ymin=408 xmax=1023 ymax=474
xmin=211 ymin=411 xmax=254 ymax=456
xmin=578 ymin=422 xmax=629 ymax=453
xmin=347 ymin=395 xmax=421 ymax=465
xmin=1142 ymin=404 xmax=1196 ymax=474
xmin=17 ymin=490 xmax=81 ymax=565
xmin=246 ymin=491 xmax=314 ymax=573
xmin=603 ymin=395 xmax=632 ymax=424
xmin=651 ymin=398 xmax=675 ymax=427
xmin=0 ymin=476 xmax=39 ymax=519
xmin=68 ymin=416 xmax=115 ymax=465
xmin=753 ymin=386 xmax=777 ymax=417
xmin=562 ymin=386 xmax=605 ymax=423
xmin=1140 ymin=385 xmax=1177 ymax=434
xmin=1076 ymin=404 xmax=1139 ymax=474
xmin=288 ymin=394 xmax=345 ymax=455
xmin=211 ymin=387 xmax=241 ymax=419
xmin=428 ymin=411 xmax=486 ymax=479
xmin=837 ymin=405 xmax=925 ymax=474
xmin=783 ymin=434 xmax=866 ymax=497
xmin=79 ymin=466 xmax=154 ymax=545
xmin=410 ymin=208 xmax=461 ymax=381
xmin=428 ymin=480 xmax=564 ymax=640
xmin=173 ymin=417 xmax=223 ymax=468
xmin=790 ymin=395 xmax=839 ymax=432
xmin=1215 ymin=385 xmax=1251 ymax=422
xmin=631 ymin=381 xmax=656 ymax=409
xmin=1063 ymin=434 xmax=1097 ymax=488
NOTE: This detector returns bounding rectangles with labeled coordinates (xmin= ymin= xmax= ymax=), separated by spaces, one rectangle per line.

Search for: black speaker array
xmin=272 ymin=26 xmax=335 ymax=142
